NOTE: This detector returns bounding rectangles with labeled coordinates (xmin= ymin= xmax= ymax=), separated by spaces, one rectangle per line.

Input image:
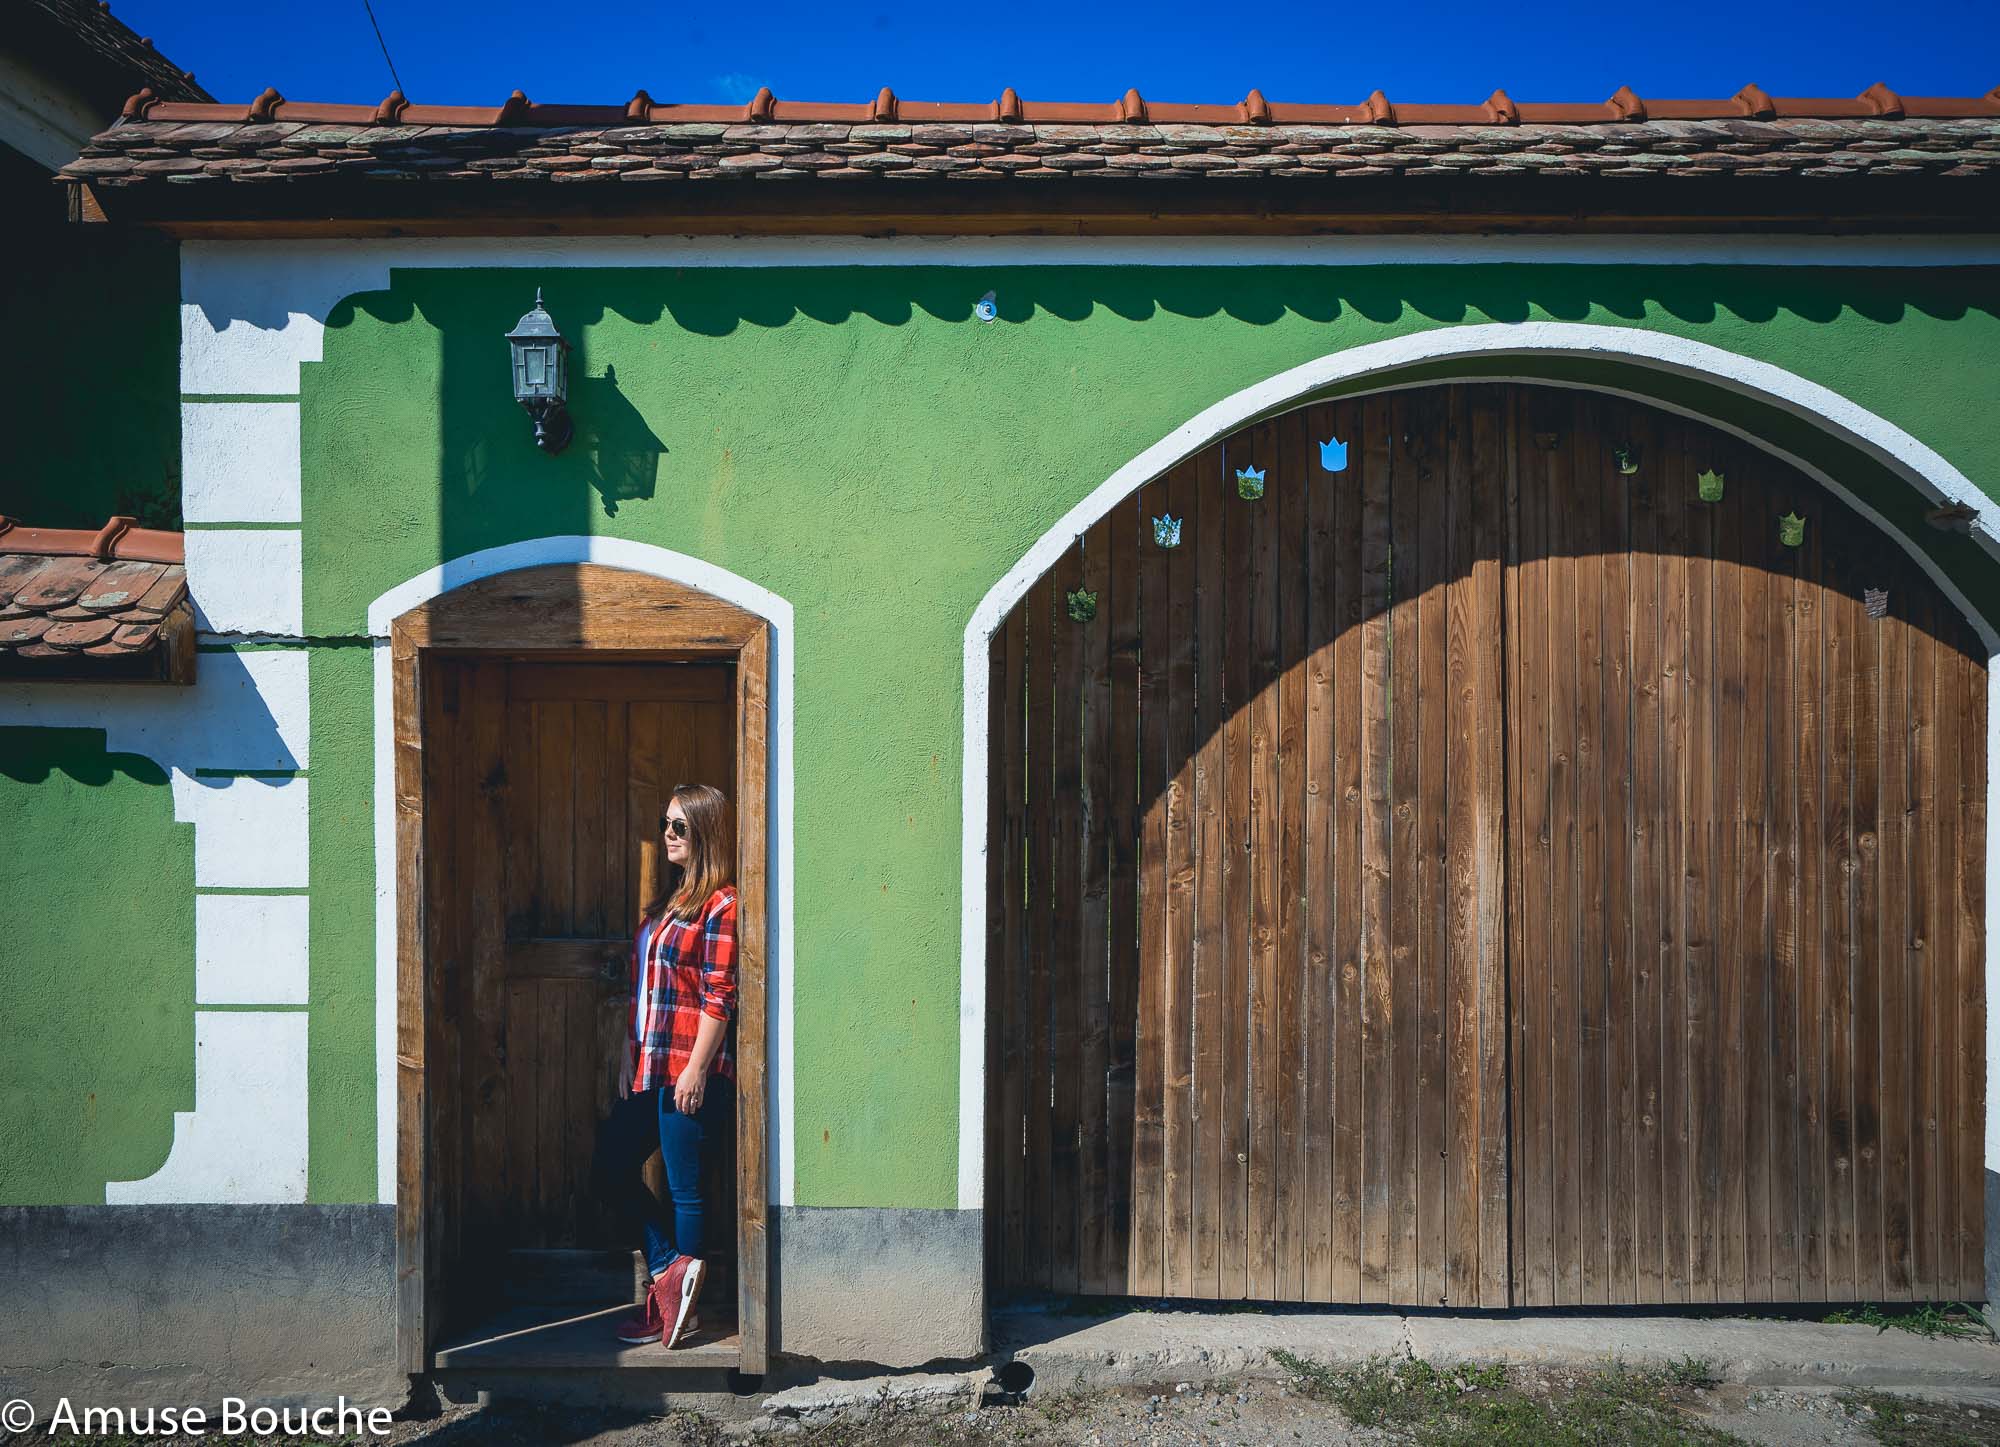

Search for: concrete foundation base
xmin=0 ymin=1205 xmax=405 ymax=1414
xmin=991 ymin=1301 xmax=2000 ymax=1395
xmin=771 ymin=1205 xmax=985 ymax=1367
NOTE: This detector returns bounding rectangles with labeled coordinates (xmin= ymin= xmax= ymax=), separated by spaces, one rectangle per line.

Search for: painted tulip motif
xmin=1318 ymin=437 xmax=1349 ymax=472
xmin=1153 ymin=514 xmax=1183 ymax=548
xmin=1066 ymin=587 xmax=1098 ymax=622
xmin=1779 ymin=512 xmax=1806 ymax=547
xmin=1235 ymin=465 xmax=1266 ymax=500
xmin=1697 ymin=468 xmax=1725 ymax=502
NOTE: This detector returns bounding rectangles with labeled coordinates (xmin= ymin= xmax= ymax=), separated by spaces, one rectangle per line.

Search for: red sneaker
xmin=612 ymin=1272 xmax=666 ymax=1344
xmin=662 ymin=1257 xmax=707 ymax=1349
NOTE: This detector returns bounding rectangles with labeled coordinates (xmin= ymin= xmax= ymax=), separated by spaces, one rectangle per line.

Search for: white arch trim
xmin=366 ymin=535 xmax=796 ymax=1208
xmin=957 ymin=320 xmax=2000 ymax=1212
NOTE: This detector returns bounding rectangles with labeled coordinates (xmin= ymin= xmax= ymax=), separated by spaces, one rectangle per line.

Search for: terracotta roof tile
xmin=0 ymin=520 xmax=193 ymax=682
xmin=57 ymin=84 xmax=2000 ymax=197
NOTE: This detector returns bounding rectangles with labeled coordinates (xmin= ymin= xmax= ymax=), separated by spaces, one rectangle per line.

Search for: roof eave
xmin=67 ymin=172 xmax=2000 ymax=241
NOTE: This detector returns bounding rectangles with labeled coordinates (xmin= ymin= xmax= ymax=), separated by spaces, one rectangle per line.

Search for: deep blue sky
xmin=114 ymin=0 xmax=1996 ymax=110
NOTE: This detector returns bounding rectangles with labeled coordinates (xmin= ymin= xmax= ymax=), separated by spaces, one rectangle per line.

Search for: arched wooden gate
xmin=985 ymin=381 xmax=1987 ymax=1308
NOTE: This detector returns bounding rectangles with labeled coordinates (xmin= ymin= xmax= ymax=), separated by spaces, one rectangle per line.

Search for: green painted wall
xmin=279 ymin=260 xmax=2000 ymax=1209
xmin=0 ymin=728 xmax=193 ymax=1202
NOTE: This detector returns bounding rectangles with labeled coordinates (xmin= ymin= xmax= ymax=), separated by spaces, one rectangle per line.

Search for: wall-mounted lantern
xmin=506 ymin=289 xmax=573 ymax=454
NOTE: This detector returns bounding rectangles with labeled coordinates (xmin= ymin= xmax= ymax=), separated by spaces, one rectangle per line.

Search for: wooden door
xmin=1505 ymin=387 xmax=1989 ymax=1305
xmin=987 ymin=389 xmax=1510 ymax=1305
xmin=436 ymin=658 xmax=735 ymax=1301
xmin=988 ymin=381 xmax=1986 ymax=1309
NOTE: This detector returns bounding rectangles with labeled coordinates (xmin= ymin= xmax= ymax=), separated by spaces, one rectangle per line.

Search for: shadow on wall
xmin=323 ymin=264 xmax=1996 ymax=338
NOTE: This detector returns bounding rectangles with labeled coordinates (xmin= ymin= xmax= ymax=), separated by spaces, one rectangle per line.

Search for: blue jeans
xmin=590 ymin=1072 xmax=734 ymax=1279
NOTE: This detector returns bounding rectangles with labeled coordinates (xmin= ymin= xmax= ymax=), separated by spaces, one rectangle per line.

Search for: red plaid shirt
xmin=628 ymin=884 xmax=738 ymax=1091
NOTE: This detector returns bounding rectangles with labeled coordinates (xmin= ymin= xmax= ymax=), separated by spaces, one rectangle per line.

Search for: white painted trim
xmin=956 ymin=320 xmax=2000 ymax=1211
xmin=196 ymin=895 xmax=310 ymax=1005
xmin=372 ymin=640 xmax=396 ymax=1205
xmin=106 ymin=1011 xmax=309 ymax=1204
xmin=182 ymin=402 xmax=303 ymax=523
xmin=365 ymin=536 xmax=797 ymax=1207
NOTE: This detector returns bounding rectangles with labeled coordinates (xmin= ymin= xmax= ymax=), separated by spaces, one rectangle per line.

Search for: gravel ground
xmin=345 ymin=1372 xmax=2000 ymax=1447
xmin=14 ymin=1365 xmax=1999 ymax=1446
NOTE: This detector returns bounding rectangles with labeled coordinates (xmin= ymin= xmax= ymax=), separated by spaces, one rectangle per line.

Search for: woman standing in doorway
xmin=594 ymin=782 xmax=738 ymax=1350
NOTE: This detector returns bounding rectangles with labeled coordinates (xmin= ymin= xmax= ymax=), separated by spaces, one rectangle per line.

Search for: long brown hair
xmin=645 ymin=782 xmax=735 ymax=924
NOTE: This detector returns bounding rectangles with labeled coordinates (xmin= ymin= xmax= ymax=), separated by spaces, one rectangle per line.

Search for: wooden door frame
xmin=392 ymin=561 xmax=771 ymax=1375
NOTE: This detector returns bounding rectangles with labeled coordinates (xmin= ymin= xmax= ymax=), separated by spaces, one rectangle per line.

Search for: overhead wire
xmin=360 ymin=0 xmax=406 ymax=97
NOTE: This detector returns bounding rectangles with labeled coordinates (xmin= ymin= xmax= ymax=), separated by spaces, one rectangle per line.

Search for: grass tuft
xmin=1269 ymin=1349 xmax=1750 ymax=1445
xmin=1824 ymin=1302 xmax=1992 ymax=1340
xmin=1665 ymin=1353 xmax=1723 ymax=1389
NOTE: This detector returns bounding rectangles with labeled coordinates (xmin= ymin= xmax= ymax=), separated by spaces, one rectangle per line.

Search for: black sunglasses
xmin=658 ymin=814 xmax=689 ymax=840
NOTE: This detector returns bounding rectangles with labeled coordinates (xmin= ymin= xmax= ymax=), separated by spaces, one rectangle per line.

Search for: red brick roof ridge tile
xmin=110 ymin=82 xmax=2000 ymax=130
xmin=57 ymin=85 xmax=2000 ymax=190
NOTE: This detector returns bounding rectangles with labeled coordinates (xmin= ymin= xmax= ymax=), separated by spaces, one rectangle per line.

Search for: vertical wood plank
xmin=1274 ymin=412 xmax=1310 ymax=1302
xmin=1548 ymin=396 xmax=1585 ymax=1307
xmin=1469 ymin=387 xmax=1512 ymax=1309
xmin=1412 ymin=388 xmax=1450 ymax=1307
xmin=1823 ymin=508 xmax=1861 ymax=1301
xmin=1506 ymin=386 xmax=1554 ymax=1305
xmin=1658 ymin=414 xmax=1694 ymax=1304
xmin=394 ymin=635 xmax=429 ymax=1372
xmin=1568 ymin=394 xmax=1609 ymax=1306
xmin=1762 ymin=450 xmax=1803 ymax=1302
xmin=1162 ymin=457 xmax=1200 ymax=1299
xmin=1626 ymin=401 xmax=1668 ymax=1305
xmin=1592 ymin=395 xmax=1638 ymax=1306
xmin=536 ymin=701 xmax=576 ymax=936
xmin=1191 ymin=440 xmax=1228 ymax=1299
xmin=998 ymin=607 xmax=1030 ymax=1289
xmin=1024 ymin=573 xmax=1055 ymax=1292
xmin=1050 ymin=536 xmax=1086 ymax=1293
xmin=1879 ymin=559 xmax=1916 ymax=1299
xmin=1076 ymin=509 xmax=1115 ymax=1294
xmin=1953 ymin=637 xmax=1986 ymax=1300
xmin=1301 ymin=402 xmax=1339 ymax=1302
xmin=573 ymin=701 xmax=609 ymax=938
xmin=1221 ymin=424 xmax=1259 ymax=1299
xmin=1907 ymin=585 xmax=1937 ymax=1302
xmin=1132 ymin=479 xmax=1169 ymax=1297
xmin=1685 ymin=421 xmax=1720 ymax=1304
xmin=1929 ymin=608 xmax=1959 ymax=1302
xmin=1245 ymin=416 xmax=1283 ymax=1301
xmin=1105 ymin=491 xmax=1142 ymax=1295
xmin=463 ymin=662 xmax=509 ymax=1304
xmin=1359 ymin=393 xmax=1396 ymax=1303
xmin=1711 ymin=437 xmax=1749 ymax=1301
xmin=1851 ymin=532 xmax=1888 ymax=1303
xmin=1331 ymin=404 xmax=1367 ymax=1305
xmin=1793 ymin=465 xmax=1829 ymax=1301
xmin=734 ymin=625 xmax=772 ymax=1372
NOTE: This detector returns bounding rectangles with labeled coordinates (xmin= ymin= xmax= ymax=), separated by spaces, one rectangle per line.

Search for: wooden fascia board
xmin=73 ymin=176 xmax=2000 ymax=240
